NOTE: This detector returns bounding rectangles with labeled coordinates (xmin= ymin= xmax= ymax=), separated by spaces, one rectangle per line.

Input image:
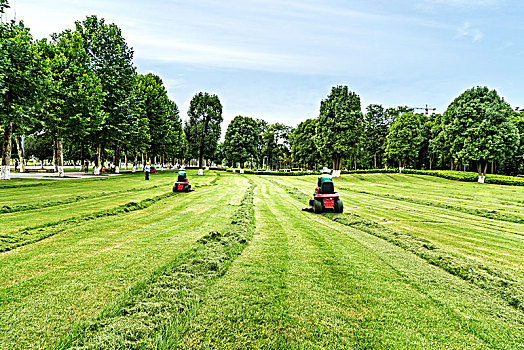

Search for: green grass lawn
xmin=0 ymin=171 xmax=523 ymax=349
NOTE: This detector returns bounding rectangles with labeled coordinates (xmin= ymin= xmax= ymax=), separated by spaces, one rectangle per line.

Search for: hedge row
xmin=225 ymin=168 xmax=397 ymax=176
xmin=403 ymin=169 xmax=524 ymax=186
xmin=225 ymin=167 xmax=524 ymax=186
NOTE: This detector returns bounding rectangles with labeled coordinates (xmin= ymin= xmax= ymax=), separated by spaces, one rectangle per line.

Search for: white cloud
xmin=455 ymin=22 xmax=483 ymax=42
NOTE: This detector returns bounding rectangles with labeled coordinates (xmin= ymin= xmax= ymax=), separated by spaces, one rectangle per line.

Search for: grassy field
xmin=0 ymin=171 xmax=523 ymax=349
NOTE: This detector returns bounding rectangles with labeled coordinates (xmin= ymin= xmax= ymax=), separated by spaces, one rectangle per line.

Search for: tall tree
xmin=185 ymin=92 xmax=223 ymax=169
xmin=0 ymin=0 xmax=9 ymax=13
xmin=385 ymin=112 xmax=424 ymax=170
xmin=223 ymin=115 xmax=260 ymax=168
xmin=75 ymin=15 xmax=136 ymax=173
xmin=291 ymin=118 xmax=320 ymax=169
xmin=39 ymin=31 xmax=105 ymax=176
xmin=316 ymin=85 xmax=363 ymax=175
xmin=363 ymin=104 xmax=391 ymax=169
xmin=444 ymin=86 xmax=519 ymax=182
xmin=0 ymin=20 xmax=47 ymax=180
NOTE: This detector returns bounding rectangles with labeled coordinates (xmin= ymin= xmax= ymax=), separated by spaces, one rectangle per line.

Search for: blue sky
xmin=5 ymin=0 xmax=524 ymax=129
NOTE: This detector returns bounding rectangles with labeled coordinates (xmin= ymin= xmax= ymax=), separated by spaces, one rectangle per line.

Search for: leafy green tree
xmin=0 ymin=20 xmax=47 ymax=180
xmin=363 ymin=104 xmax=390 ymax=169
xmin=38 ymin=30 xmax=105 ymax=176
xmin=444 ymin=87 xmax=519 ymax=182
xmin=316 ymin=85 xmax=364 ymax=174
xmin=185 ymin=92 xmax=223 ymax=169
xmin=385 ymin=112 xmax=424 ymax=169
xmin=223 ymin=115 xmax=260 ymax=168
xmin=75 ymin=15 xmax=136 ymax=173
xmin=291 ymin=118 xmax=320 ymax=169
xmin=513 ymin=111 xmax=524 ymax=174
xmin=0 ymin=0 xmax=9 ymax=13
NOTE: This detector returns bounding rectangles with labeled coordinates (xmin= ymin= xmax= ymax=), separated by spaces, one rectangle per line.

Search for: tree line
xmin=222 ymin=85 xmax=523 ymax=182
xmin=0 ymin=3 xmax=223 ymax=179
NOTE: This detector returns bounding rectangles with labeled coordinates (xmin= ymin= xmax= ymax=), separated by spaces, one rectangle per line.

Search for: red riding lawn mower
xmin=173 ymin=170 xmax=193 ymax=192
xmin=303 ymin=180 xmax=343 ymax=214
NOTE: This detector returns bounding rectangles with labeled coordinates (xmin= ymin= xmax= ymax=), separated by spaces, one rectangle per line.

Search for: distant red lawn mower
xmin=303 ymin=168 xmax=343 ymax=213
xmin=173 ymin=170 xmax=193 ymax=192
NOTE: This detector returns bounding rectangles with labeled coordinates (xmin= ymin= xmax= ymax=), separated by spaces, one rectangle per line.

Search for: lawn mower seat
xmin=319 ymin=181 xmax=335 ymax=194
xmin=177 ymin=174 xmax=186 ymax=182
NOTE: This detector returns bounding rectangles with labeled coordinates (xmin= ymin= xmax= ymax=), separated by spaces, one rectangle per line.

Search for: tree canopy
xmin=185 ymin=92 xmax=223 ymax=168
xmin=316 ymin=85 xmax=363 ymax=171
xmin=443 ymin=86 xmax=519 ymax=181
xmin=223 ymin=115 xmax=260 ymax=168
xmin=385 ymin=112 xmax=424 ymax=169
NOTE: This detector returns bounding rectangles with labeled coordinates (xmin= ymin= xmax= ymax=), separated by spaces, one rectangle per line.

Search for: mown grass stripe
xmin=53 ymin=180 xmax=255 ymax=350
xmin=0 ymin=183 xmax=170 ymax=214
xmin=274 ymin=181 xmax=524 ymax=313
xmin=339 ymin=187 xmax=524 ymax=226
xmin=0 ymin=192 xmax=176 ymax=253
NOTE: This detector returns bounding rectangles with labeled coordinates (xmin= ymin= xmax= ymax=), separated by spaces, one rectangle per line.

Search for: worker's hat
xmin=320 ymin=167 xmax=331 ymax=173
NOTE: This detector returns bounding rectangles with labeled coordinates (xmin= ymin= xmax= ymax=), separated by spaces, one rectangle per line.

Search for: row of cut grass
xmin=282 ymin=174 xmax=524 ymax=284
xmin=176 ymin=175 xmax=523 ymax=349
xmin=0 ymin=171 xmax=245 ymax=349
xmin=54 ymin=179 xmax=255 ymax=349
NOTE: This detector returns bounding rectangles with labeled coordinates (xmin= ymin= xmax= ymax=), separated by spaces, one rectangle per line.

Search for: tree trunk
xmin=56 ymin=138 xmax=64 ymax=177
xmin=198 ymin=144 xmax=204 ymax=169
xmin=15 ymin=135 xmax=25 ymax=172
xmin=477 ymin=161 xmax=487 ymax=183
xmin=114 ymin=144 xmax=121 ymax=173
xmin=374 ymin=153 xmax=377 ymax=169
xmin=1 ymin=121 xmax=13 ymax=180
xmin=52 ymin=137 xmax=58 ymax=173
xmin=94 ymin=143 xmax=102 ymax=175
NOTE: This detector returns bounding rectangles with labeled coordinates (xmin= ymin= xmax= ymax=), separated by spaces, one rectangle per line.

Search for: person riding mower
xmin=173 ymin=170 xmax=193 ymax=192
xmin=303 ymin=167 xmax=343 ymax=213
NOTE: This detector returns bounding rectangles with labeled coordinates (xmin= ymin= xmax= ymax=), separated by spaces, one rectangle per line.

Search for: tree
xmin=185 ymin=92 xmax=222 ymax=169
xmin=223 ymin=115 xmax=260 ymax=169
xmin=316 ymin=85 xmax=363 ymax=175
xmin=0 ymin=20 xmax=47 ymax=180
xmin=0 ymin=0 xmax=9 ymax=14
xmin=38 ymin=30 xmax=105 ymax=176
xmin=385 ymin=112 xmax=424 ymax=170
xmin=363 ymin=104 xmax=391 ymax=169
xmin=291 ymin=118 xmax=320 ymax=169
xmin=444 ymin=87 xmax=519 ymax=182
xmin=75 ymin=15 xmax=136 ymax=173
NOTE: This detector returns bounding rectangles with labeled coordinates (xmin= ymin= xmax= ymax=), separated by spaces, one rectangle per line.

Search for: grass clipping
xmin=54 ymin=182 xmax=255 ymax=350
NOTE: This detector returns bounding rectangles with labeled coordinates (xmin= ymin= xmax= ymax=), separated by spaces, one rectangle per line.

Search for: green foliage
xmin=133 ymin=73 xmax=183 ymax=161
xmin=39 ymin=30 xmax=105 ymax=146
xmin=403 ymin=169 xmax=524 ymax=186
xmin=223 ymin=115 xmax=260 ymax=167
xmin=0 ymin=0 xmax=8 ymax=13
xmin=385 ymin=111 xmax=424 ymax=168
xmin=0 ymin=20 xmax=47 ymax=164
xmin=291 ymin=118 xmax=320 ymax=169
xmin=444 ymin=86 xmax=519 ymax=175
xmin=185 ymin=92 xmax=223 ymax=168
xmin=75 ymin=15 xmax=136 ymax=149
xmin=316 ymin=85 xmax=364 ymax=170
xmin=362 ymin=104 xmax=391 ymax=168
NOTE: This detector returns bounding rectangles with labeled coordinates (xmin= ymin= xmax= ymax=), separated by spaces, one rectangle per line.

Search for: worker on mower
xmin=317 ymin=167 xmax=332 ymax=188
xmin=177 ymin=170 xmax=187 ymax=182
